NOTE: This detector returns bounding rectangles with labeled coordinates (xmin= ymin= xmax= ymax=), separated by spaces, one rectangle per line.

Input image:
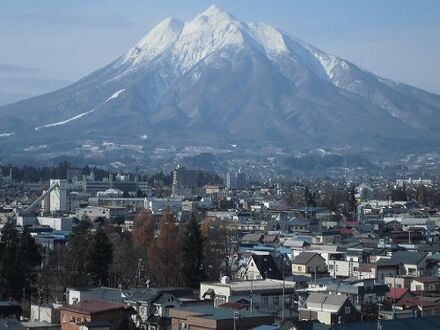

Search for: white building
xmin=200 ymin=277 xmax=295 ymax=316
xmin=49 ymin=179 xmax=68 ymax=213
xmin=16 ymin=216 xmax=73 ymax=231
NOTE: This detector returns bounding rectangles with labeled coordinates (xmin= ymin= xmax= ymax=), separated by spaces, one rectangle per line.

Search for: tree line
xmin=0 ymin=209 xmax=235 ymax=304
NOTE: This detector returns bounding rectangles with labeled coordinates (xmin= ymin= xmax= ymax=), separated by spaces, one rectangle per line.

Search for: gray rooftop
xmin=293 ymin=252 xmax=322 ymax=265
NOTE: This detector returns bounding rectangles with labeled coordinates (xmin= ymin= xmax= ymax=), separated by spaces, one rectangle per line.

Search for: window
xmin=298 ymin=266 xmax=302 ymax=272
xmin=329 ymin=265 xmax=334 ymax=270
xmin=214 ymin=295 xmax=226 ymax=307
xmin=345 ymin=306 xmax=351 ymax=314
xmin=262 ymin=295 xmax=268 ymax=304
xmin=273 ymin=295 xmax=279 ymax=305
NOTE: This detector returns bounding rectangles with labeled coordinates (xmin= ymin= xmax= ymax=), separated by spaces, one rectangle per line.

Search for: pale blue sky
xmin=1 ymin=0 xmax=439 ymax=104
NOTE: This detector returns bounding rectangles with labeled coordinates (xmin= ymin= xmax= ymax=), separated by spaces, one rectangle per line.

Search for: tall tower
xmin=49 ymin=179 xmax=68 ymax=213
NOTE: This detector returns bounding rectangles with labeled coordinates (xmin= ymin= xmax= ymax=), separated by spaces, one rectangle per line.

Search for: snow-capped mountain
xmin=0 ymin=5 xmax=439 ymax=163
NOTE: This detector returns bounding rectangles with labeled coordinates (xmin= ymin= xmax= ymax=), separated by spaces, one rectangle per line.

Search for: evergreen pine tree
xmin=181 ymin=213 xmax=205 ymax=288
xmin=86 ymin=226 xmax=113 ymax=286
xmin=0 ymin=221 xmax=20 ymax=300
xmin=0 ymin=223 xmax=42 ymax=300
xmin=64 ymin=218 xmax=92 ymax=287
xmin=348 ymin=185 xmax=358 ymax=213
xmin=16 ymin=230 xmax=42 ymax=295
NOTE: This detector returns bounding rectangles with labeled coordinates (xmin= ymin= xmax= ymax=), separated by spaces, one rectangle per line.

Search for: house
xmin=386 ymin=288 xmax=413 ymax=303
xmin=395 ymin=297 xmax=440 ymax=317
xmin=375 ymin=258 xmax=400 ymax=281
xmin=200 ymin=278 xmax=295 ymax=317
xmin=292 ymin=252 xmax=327 ymax=278
xmin=391 ymin=251 xmax=428 ymax=276
xmin=241 ymin=233 xmax=264 ymax=245
xmin=298 ymin=293 xmax=360 ymax=325
xmin=410 ymin=277 xmax=440 ymax=292
xmin=169 ymin=306 xmax=274 ymax=330
xmin=314 ymin=230 xmax=341 ymax=245
xmin=60 ymin=300 xmax=133 ymax=330
xmin=237 ymin=254 xmax=290 ymax=280
xmin=123 ymin=288 xmax=192 ymax=329
xmin=326 ymin=278 xmax=389 ymax=306
xmin=288 ymin=218 xmax=311 ymax=232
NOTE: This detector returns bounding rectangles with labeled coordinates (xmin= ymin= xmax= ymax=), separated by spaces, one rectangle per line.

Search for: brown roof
xmin=218 ymin=302 xmax=249 ymax=310
xmin=412 ymin=277 xmax=440 ymax=283
xmin=62 ymin=300 xmax=126 ymax=315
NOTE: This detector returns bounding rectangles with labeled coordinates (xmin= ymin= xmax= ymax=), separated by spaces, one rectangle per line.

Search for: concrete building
xmin=49 ymin=179 xmax=68 ymax=213
xmin=169 ymin=306 xmax=273 ymax=330
xmin=173 ymin=167 xmax=199 ymax=189
xmin=17 ymin=216 xmax=73 ymax=231
xmin=200 ymin=278 xmax=295 ymax=316
xmin=76 ymin=206 xmax=127 ymax=222
xmin=60 ymin=300 xmax=131 ymax=330
xmin=226 ymin=170 xmax=247 ymax=189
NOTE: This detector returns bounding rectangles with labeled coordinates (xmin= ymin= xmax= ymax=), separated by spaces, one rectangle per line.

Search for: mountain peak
xmin=202 ymin=4 xmax=225 ymax=16
xmin=193 ymin=4 xmax=235 ymax=24
xmin=1 ymin=5 xmax=439 ymax=165
xmin=123 ymin=17 xmax=183 ymax=64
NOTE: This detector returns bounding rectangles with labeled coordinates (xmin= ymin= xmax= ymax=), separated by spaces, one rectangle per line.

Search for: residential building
xmin=292 ymin=252 xmax=327 ymax=278
xmin=200 ymin=278 xmax=295 ymax=316
xmin=410 ymin=277 xmax=440 ymax=292
xmin=60 ymin=300 xmax=132 ymax=330
xmin=169 ymin=306 xmax=273 ymax=330
xmin=298 ymin=292 xmax=360 ymax=325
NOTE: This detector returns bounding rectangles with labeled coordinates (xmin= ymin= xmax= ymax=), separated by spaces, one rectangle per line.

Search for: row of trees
xmin=0 ymin=209 xmax=234 ymax=303
xmin=131 ymin=210 xmax=233 ymax=288
xmin=33 ymin=209 xmax=234 ymax=303
xmin=284 ymin=184 xmax=358 ymax=212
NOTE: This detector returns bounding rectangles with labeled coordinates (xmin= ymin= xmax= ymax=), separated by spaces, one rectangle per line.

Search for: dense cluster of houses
xmin=1 ymin=170 xmax=440 ymax=329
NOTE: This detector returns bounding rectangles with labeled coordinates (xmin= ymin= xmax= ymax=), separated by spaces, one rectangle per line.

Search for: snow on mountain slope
xmin=0 ymin=5 xmax=439 ymax=162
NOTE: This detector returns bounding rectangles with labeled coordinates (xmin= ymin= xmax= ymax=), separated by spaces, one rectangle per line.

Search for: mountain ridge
xmin=0 ymin=5 xmax=439 ymax=165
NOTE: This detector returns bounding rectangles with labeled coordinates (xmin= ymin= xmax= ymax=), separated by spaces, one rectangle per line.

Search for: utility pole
xmin=282 ymin=256 xmax=285 ymax=321
xmin=233 ymin=310 xmax=239 ymax=330
xmin=377 ymin=302 xmax=382 ymax=330
xmin=250 ymin=279 xmax=254 ymax=313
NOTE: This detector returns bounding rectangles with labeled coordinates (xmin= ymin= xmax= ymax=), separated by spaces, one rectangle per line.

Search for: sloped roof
xmin=293 ymin=252 xmax=323 ymax=265
xmin=386 ymin=288 xmax=410 ymax=300
xmin=305 ymin=293 xmax=348 ymax=313
xmin=391 ymin=250 xmax=427 ymax=265
xmin=241 ymin=233 xmax=264 ymax=243
xmin=412 ymin=276 xmax=440 ymax=283
xmin=251 ymin=254 xmax=283 ymax=280
xmin=62 ymin=300 xmax=125 ymax=314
